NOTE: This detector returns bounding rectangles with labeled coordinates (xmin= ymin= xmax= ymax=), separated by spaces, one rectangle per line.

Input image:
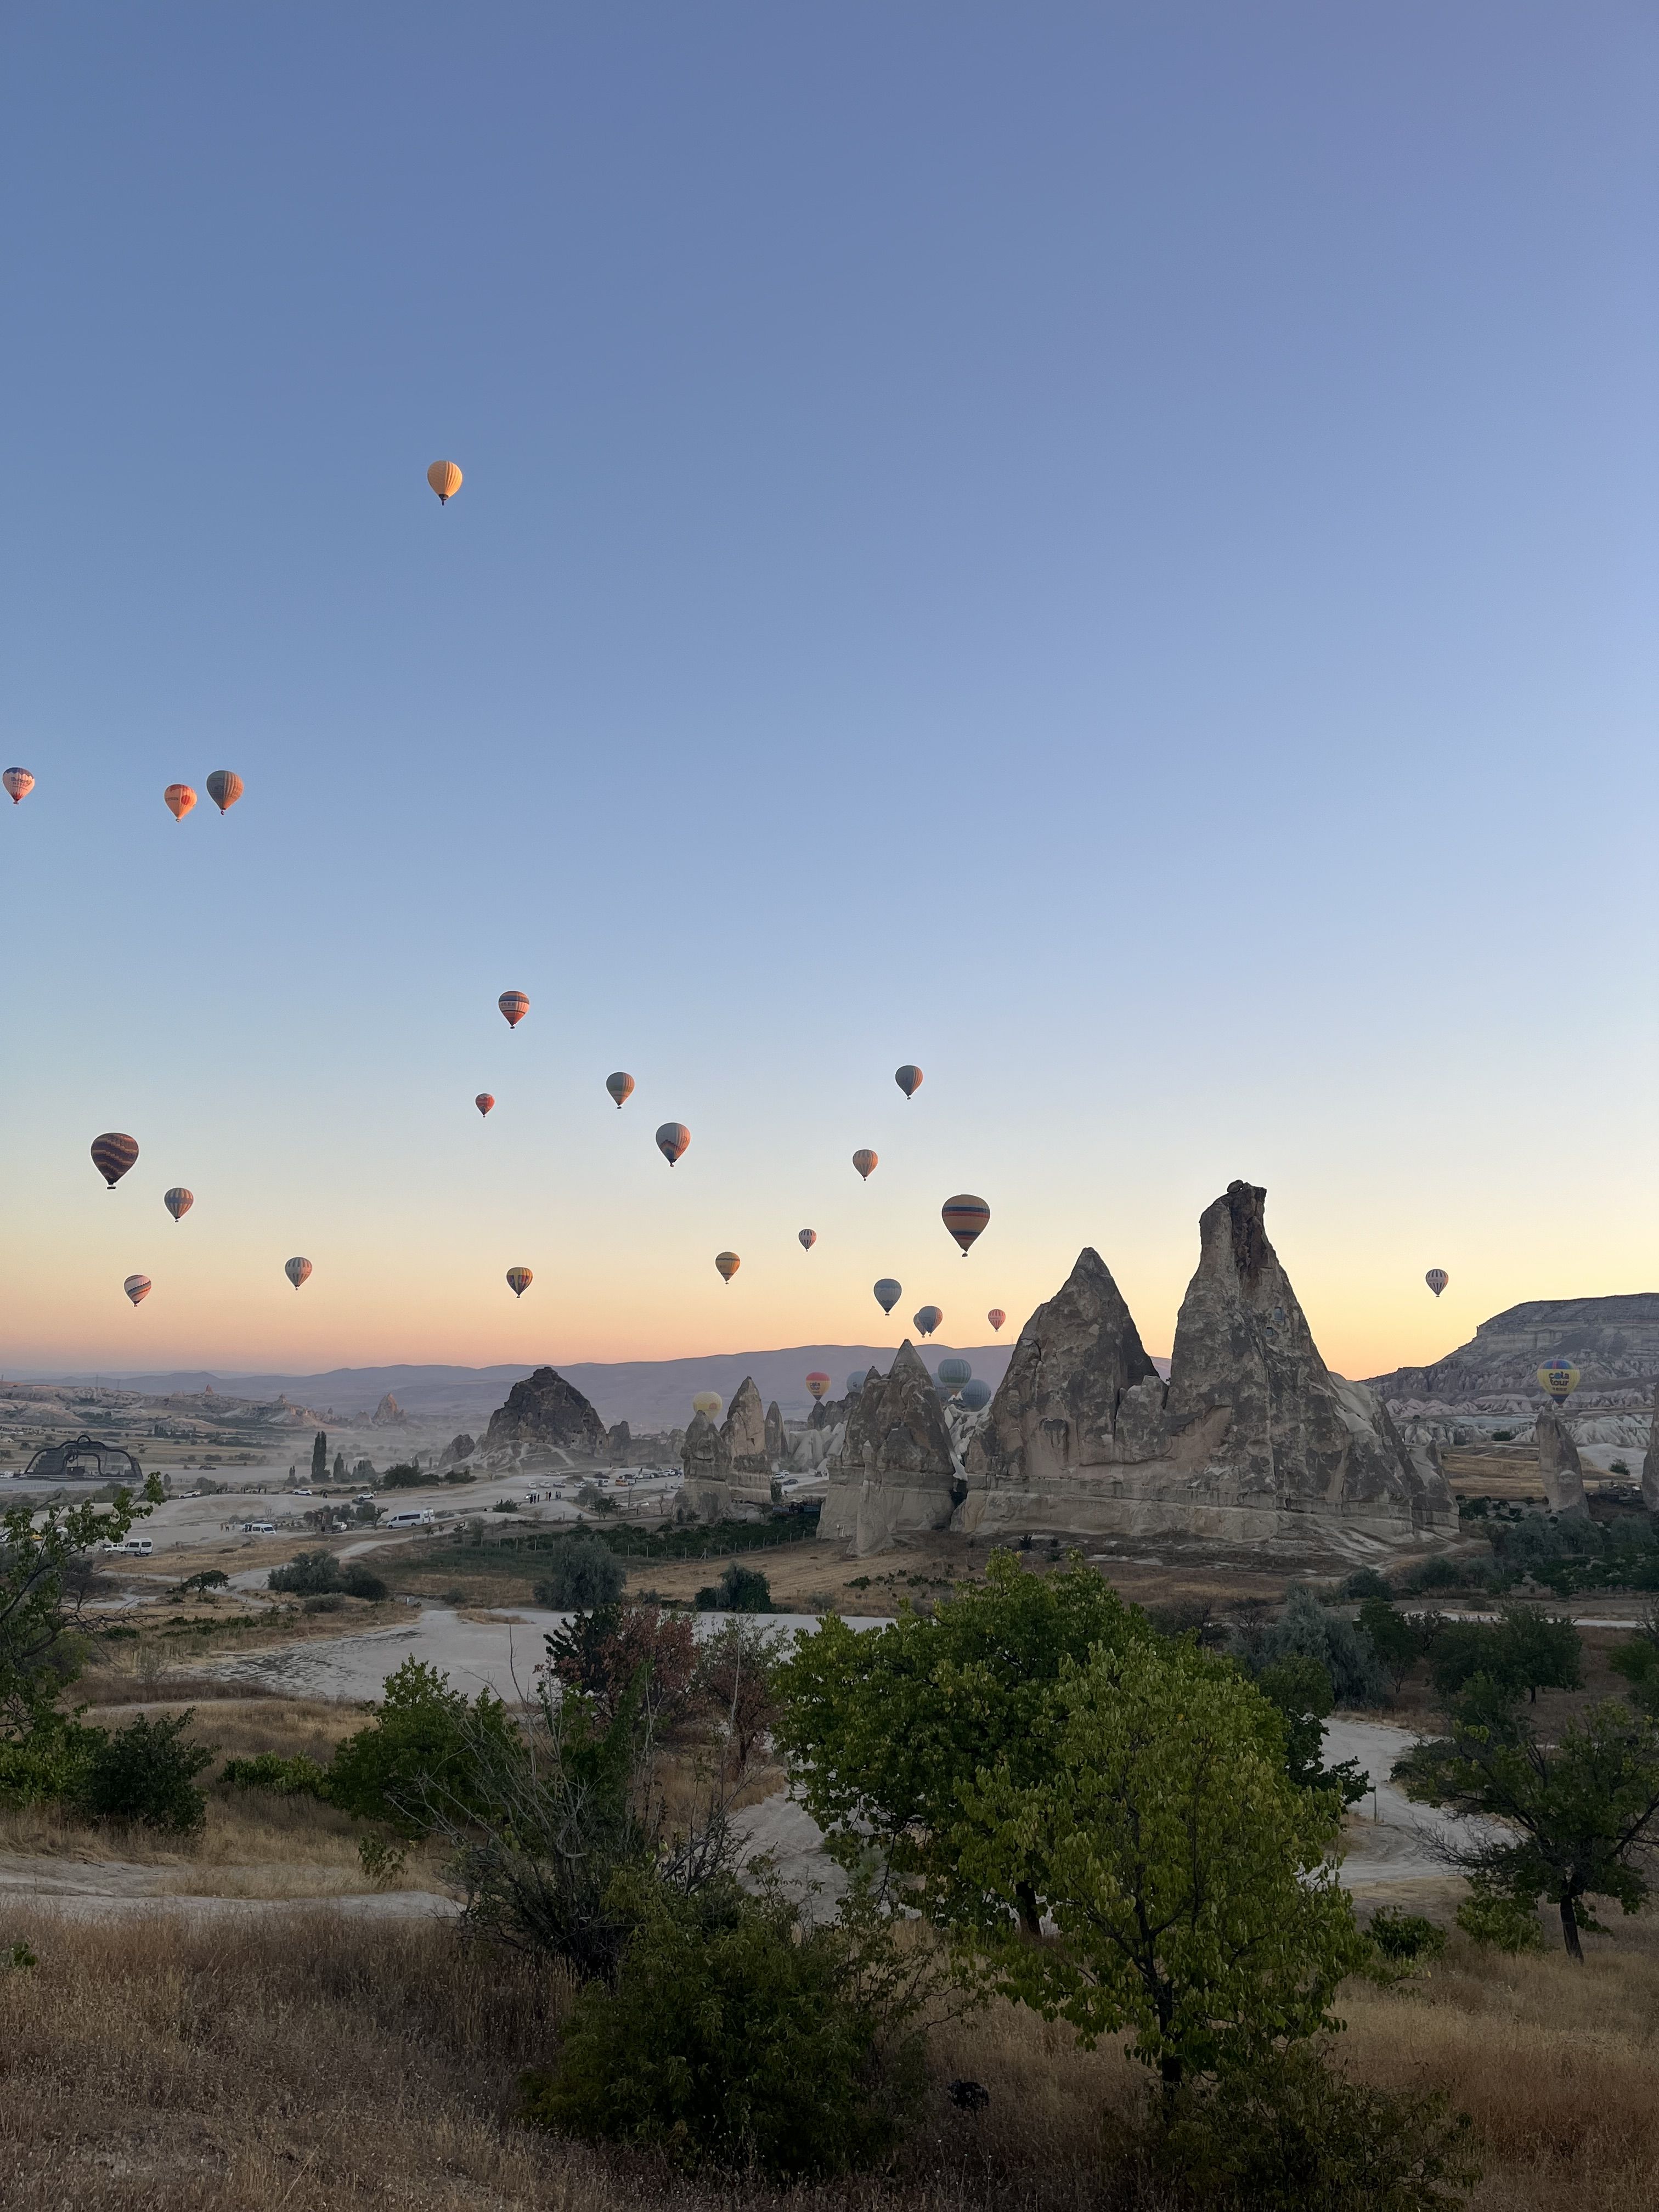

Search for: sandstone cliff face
xmin=820 ymin=1341 xmax=958 ymax=1556
xmin=680 ymin=1409 xmax=732 ymax=1521
xmin=1537 ymin=1404 xmax=1590 ymax=1517
xmin=720 ymin=1377 xmax=772 ymax=1509
xmin=765 ymin=1401 xmax=785 ymax=1463
xmin=955 ymin=1181 xmax=1454 ymax=1551
xmin=482 ymin=1368 xmax=606 ymax=1465
xmin=1367 ymin=1293 xmax=1659 ymax=1409
xmin=438 ymin=1431 xmax=476 ymax=1470
xmin=1644 ymin=1385 xmax=1659 ymax=1515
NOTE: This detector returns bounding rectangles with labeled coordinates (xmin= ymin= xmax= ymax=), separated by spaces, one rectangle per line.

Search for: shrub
xmin=1358 ymin=1596 xmax=1422 ymax=1696
xmin=341 ymin=1564 xmax=388 ymax=1602
xmin=523 ymin=1877 xmax=927 ymax=2178
xmin=1455 ymin=1884 xmax=1544 ymax=1954
xmin=358 ymin=1832 xmax=407 ymax=1883
xmin=326 ymin=1657 xmax=520 ymax=1835
xmin=490 ymin=1499 xmax=519 ymax=1513
xmin=533 ymin=1533 xmax=626 ymax=1610
xmin=0 ymin=1712 xmax=103 ymax=1807
xmin=695 ymin=1562 xmax=772 ymax=1613
xmin=267 ymin=1549 xmax=341 ymax=1597
xmin=382 ymin=1464 xmax=423 ymax=1489
xmin=219 ymin=1752 xmax=328 ymax=1797
xmin=544 ymin=1604 xmax=697 ymax=1726
xmin=303 ymin=1593 xmax=343 ymax=1614
xmin=78 ymin=1712 xmax=213 ymax=1832
xmin=1340 ymin=1567 xmax=1393 ymax=1601
xmin=1364 ymin=1908 xmax=1447 ymax=1984
xmin=1229 ymin=1589 xmax=1388 ymax=1708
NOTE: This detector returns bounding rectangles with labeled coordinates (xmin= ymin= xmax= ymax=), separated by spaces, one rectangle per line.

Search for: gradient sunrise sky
xmin=2 ymin=3 xmax=1654 ymax=1383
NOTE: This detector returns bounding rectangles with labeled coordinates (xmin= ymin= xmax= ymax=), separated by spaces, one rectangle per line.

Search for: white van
xmin=241 ymin=1520 xmax=276 ymax=1534
xmin=120 ymin=1537 xmax=154 ymax=1556
xmin=385 ymin=1508 xmax=435 ymax=1529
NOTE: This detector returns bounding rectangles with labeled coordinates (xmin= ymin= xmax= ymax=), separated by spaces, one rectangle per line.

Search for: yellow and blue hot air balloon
xmin=942 ymin=1195 xmax=990 ymax=1256
xmin=1537 ymin=1359 xmax=1580 ymax=1404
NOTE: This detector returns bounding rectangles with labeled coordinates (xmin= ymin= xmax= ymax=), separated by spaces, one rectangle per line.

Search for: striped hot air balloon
xmin=427 ymin=460 xmax=463 ymax=504
xmin=163 ymin=1187 xmax=193 ymax=1223
xmin=852 ymin=1149 xmax=878 ymax=1181
xmin=476 ymin=1093 xmax=495 ymax=1118
xmin=606 ymin=1071 xmax=635 ymax=1109
xmin=285 ymin=1256 xmax=313 ymax=1291
xmin=164 ymin=783 xmax=196 ymax=822
xmin=715 ymin=1251 xmax=741 ymax=1284
xmin=1537 ymin=1359 xmax=1580 ymax=1404
xmin=91 ymin=1133 xmax=139 ymax=1190
xmin=873 ymin=1278 xmax=902 ymax=1316
xmin=1425 ymin=1269 xmax=1448 ymax=1297
xmin=913 ymin=1305 xmax=943 ymax=1338
xmin=987 ymin=1308 xmax=1006 ymax=1333
xmin=123 ymin=1274 xmax=151 ymax=1307
xmin=499 ymin=990 xmax=529 ymax=1029
xmin=205 ymin=770 xmax=244 ymax=814
xmin=798 ymin=1228 xmax=817 ymax=1251
xmin=656 ymin=1122 xmax=690 ymax=1166
xmin=805 ymin=1372 xmax=831 ymax=1401
xmin=938 ymin=1357 xmax=972 ymax=1396
xmin=506 ymin=1267 xmax=533 ymax=1299
xmin=3 ymin=768 xmax=34 ymax=805
xmin=942 ymin=1194 xmax=990 ymax=1256
xmin=895 ymin=1064 xmax=923 ymax=1099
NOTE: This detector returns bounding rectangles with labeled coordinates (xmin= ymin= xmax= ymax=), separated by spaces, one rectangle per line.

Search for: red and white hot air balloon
xmin=1425 ymin=1269 xmax=1449 ymax=1298
xmin=164 ymin=783 xmax=197 ymax=823
xmin=499 ymin=990 xmax=529 ymax=1029
xmin=852 ymin=1149 xmax=878 ymax=1181
xmin=656 ymin=1122 xmax=690 ymax=1166
xmin=987 ymin=1308 xmax=1006 ymax=1333
xmin=3 ymin=768 xmax=34 ymax=805
xmin=476 ymin=1093 xmax=495 ymax=1118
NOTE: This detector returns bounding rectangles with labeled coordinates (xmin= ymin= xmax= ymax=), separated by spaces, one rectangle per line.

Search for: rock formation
xmin=438 ymin=1431 xmax=476 ymax=1469
xmin=947 ymin=1181 xmax=1453 ymax=1551
xmin=764 ymin=1400 xmax=786 ymax=1463
xmin=1367 ymin=1293 xmax=1659 ymax=1410
xmin=720 ymin=1378 xmax=772 ymax=1509
xmin=680 ymin=1409 xmax=732 ymax=1521
xmin=1644 ymin=1385 xmax=1659 ymax=1514
xmin=371 ymin=1393 xmax=404 ymax=1427
xmin=1536 ymin=1404 xmax=1589 ymax=1517
xmin=820 ymin=1341 xmax=959 ymax=1555
xmin=604 ymin=1420 xmax=632 ymax=1463
xmin=482 ymin=1368 xmax=606 ymax=1465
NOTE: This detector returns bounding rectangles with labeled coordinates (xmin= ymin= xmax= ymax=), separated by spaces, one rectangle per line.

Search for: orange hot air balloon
xmin=285 ymin=1256 xmax=313 ymax=1291
xmin=163 ymin=1187 xmax=194 ymax=1223
xmin=987 ymin=1307 xmax=1006 ymax=1333
xmin=205 ymin=769 xmax=244 ymax=814
xmin=852 ymin=1149 xmax=878 ymax=1181
xmin=476 ymin=1093 xmax=495 ymax=1118
xmin=656 ymin=1122 xmax=690 ymax=1166
xmin=606 ymin=1071 xmax=635 ymax=1110
xmin=1425 ymin=1269 xmax=1448 ymax=1298
xmin=506 ymin=1266 xmax=533 ymax=1299
xmin=895 ymin=1064 xmax=923 ymax=1100
xmin=123 ymin=1274 xmax=151 ymax=1307
xmin=942 ymin=1194 xmax=990 ymax=1256
xmin=499 ymin=990 xmax=529 ymax=1029
xmin=3 ymin=768 xmax=34 ymax=805
xmin=164 ymin=783 xmax=197 ymax=823
xmin=805 ymin=1372 xmax=831 ymax=1401
xmin=715 ymin=1250 xmax=741 ymax=1284
xmin=427 ymin=460 xmax=463 ymax=504
xmin=798 ymin=1228 xmax=817 ymax=1251
xmin=91 ymin=1133 xmax=139 ymax=1190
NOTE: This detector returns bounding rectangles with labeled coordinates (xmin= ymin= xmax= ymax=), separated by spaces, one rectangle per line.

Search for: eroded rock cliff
xmin=820 ymin=1341 xmax=958 ymax=1555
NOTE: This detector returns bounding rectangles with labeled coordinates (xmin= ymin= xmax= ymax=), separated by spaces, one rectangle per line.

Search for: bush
xmin=533 ymin=1533 xmax=626 ymax=1610
xmin=544 ymin=1604 xmax=697 ymax=1726
xmin=523 ymin=1877 xmax=927 ymax=2178
xmin=77 ymin=1712 xmax=214 ymax=1833
xmin=382 ymin=1464 xmax=423 ymax=1489
xmin=267 ymin=1549 xmax=341 ymax=1596
xmin=1340 ymin=1567 xmax=1393 ymax=1601
xmin=0 ymin=1712 xmax=103 ymax=1807
xmin=695 ymin=1562 xmax=773 ymax=1614
xmin=341 ymin=1564 xmax=388 ymax=1602
xmin=1229 ymin=1589 xmax=1388 ymax=1708
xmin=219 ymin=1752 xmax=328 ymax=1797
xmin=326 ymin=1657 xmax=520 ymax=1835
xmin=1455 ymin=1884 xmax=1544 ymax=1954
xmin=490 ymin=1498 xmax=519 ymax=1513
xmin=1364 ymin=1908 xmax=1447 ymax=1984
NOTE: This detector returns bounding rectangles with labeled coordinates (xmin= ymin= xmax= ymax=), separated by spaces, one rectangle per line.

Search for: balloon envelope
xmin=798 ymin=1228 xmax=817 ymax=1251
xmin=205 ymin=770 xmax=244 ymax=814
xmin=960 ymin=1379 xmax=991 ymax=1411
xmin=942 ymin=1194 xmax=990 ymax=1255
xmin=1425 ymin=1269 xmax=1448 ymax=1297
xmin=805 ymin=1372 xmax=831 ymax=1401
xmin=476 ymin=1093 xmax=495 ymax=1117
xmin=163 ymin=1187 xmax=193 ymax=1222
xmin=987 ymin=1308 xmax=1007 ymax=1333
xmin=692 ymin=1391 xmax=723 ymax=1421
xmin=1537 ymin=1359 xmax=1580 ymax=1403
xmin=3 ymin=768 xmax=34 ymax=804
xmin=656 ymin=1122 xmax=690 ymax=1166
xmin=285 ymin=1257 xmax=313 ymax=1291
xmin=894 ymin=1064 xmax=923 ymax=1099
xmin=873 ymin=1278 xmax=902 ymax=1316
xmin=913 ymin=1305 xmax=943 ymax=1337
xmin=427 ymin=459 xmax=463 ymax=503
xmin=846 ymin=1371 xmax=866 ymax=1397
xmin=91 ymin=1133 xmax=139 ymax=1189
xmin=852 ymin=1149 xmax=878 ymax=1181
xmin=606 ymin=1071 xmax=635 ymax=1109
xmin=938 ymin=1356 xmax=972 ymax=1393
xmin=506 ymin=1267 xmax=533 ymax=1299
xmin=499 ymin=991 xmax=529 ymax=1029
xmin=163 ymin=783 xmax=196 ymax=822
xmin=123 ymin=1274 xmax=151 ymax=1306
xmin=715 ymin=1250 xmax=741 ymax=1284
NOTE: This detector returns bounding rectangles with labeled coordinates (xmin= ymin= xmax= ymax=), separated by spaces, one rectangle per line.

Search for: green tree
xmin=695 ymin=1561 xmax=772 ymax=1613
xmin=1608 ymin=1610 xmax=1659 ymax=1716
xmin=1426 ymin=1610 xmax=1581 ymax=1705
xmin=776 ymin=1550 xmax=1151 ymax=1934
xmin=957 ymin=1637 xmax=1364 ymax=2096
xmin=309 ymin=1431 xmax=327 ymax=1483
xmin=267 ymin=1549 xmax=341 ymax=1596
xmin=1252 ymin=1655 xmax=1367 ymax=1804
xmin=326 ymin=1657 xmax=520 ymax=1835
xmin=332 ymin=1452 xmax=347 ymax=1483
xmin=1 ymin=1479 xmax=160 ymax=1736
xmin=1357 ymin=1595 xmax=1420 ymax=1698
xmin=544 ymin=1603 xmax=697 ymax=1727
xmin=534 ymin=1531 xmax=626 ymax=1609
xmin=1393 ymin=1678 xmax=1659 ymax=1960
xmin=78 ymin=1711 xmax=214 ymax=1833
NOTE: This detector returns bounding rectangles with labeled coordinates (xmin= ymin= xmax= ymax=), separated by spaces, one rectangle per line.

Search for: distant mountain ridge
xmin=1366 ymin=1294 xmax=1659 ymax=1409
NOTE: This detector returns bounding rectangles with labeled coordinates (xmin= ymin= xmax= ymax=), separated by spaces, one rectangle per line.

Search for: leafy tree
xmin=1339 ymin=1567 xmax=1393 ymax=1601
xmin=78 ymin=1711 xmax=215 ymax=1832
xmin=341 ymin=1562 xmax=388 ymax=1601
xmin=534 ymin=1531 xmax=626 ymax=1609
xmin=1393 ymin=1677 xmax=1659 ymax=1959
xmin=1357 ymin=1595 xmax=1420 ymax=1697
xmin=382 ymin=1463 xmax=422 ymax=1488
xmin=776 ymin=1550 xmax=1152 ymax=1934
xmin=267 ymin=1549 xmax=341 ymax=1597
xmin=326 ymin=1657 xmax=520 ymax=1835
xmin=1608 ymin=1612 xmax=1659 ymax=1716
xmin=1252 ymin=1655 xmax=1367 ymax=1805
xmin=332 ymin=1452 xmax=347 ymax=1483
xmin=695 ymin=1618 xmax=781 ymax=1777
xmin=1426 ymin=1611 xmax=1581 ymax=1705
xmin=179 ymin=1568 xmax=229 ymax=1600
xmin=695 ymin=1562 xmax=772 ymax=1613
xmin=543 ymin=1604 xmax=697 ymax=1728
xmin=310 ymin=1432 xmax=327 ymax=1482
xmin=1229 ymin=1588 xmax=1387 ymax=1708
xmin=957 ymin=1636 xmax=1364 ymax=2095
xmin=1 ymin=1477 xmax=160 ymax=1736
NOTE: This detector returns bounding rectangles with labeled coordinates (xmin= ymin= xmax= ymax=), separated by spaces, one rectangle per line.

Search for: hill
xmin=1365 ymin=1293 xmax=1659 ymax=1409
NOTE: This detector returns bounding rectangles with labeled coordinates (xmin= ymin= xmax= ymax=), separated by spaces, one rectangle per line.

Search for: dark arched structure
xmin=24 ymin=1435 xmax=143 ymax=1485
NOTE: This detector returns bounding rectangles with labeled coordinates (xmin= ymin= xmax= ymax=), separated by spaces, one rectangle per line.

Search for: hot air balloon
xmin=1537 ymin=1359 xmax=1580 ymax=1404
xmin=805 ymin=1372 xmax=831 ymax=1401
xmin=656 ymin=1122 xmax=690 ymax=1166
xmin=846 ymin=1370 xmax=867 ymax=1397
xmin=427 ymin=460 xmax=463 ymax=504
xmin=1425 ymin=1269 xmax=1448 ymax=1298
xmin=960 ymin=1379 xmax=991 ymax=1412
xmin=285 ymin=1257 xmax=313 ymax=1291
xmin=987 ymin=1308 xmax=1006 ymax=1333
xmin=91 ymin=1133 xmax=139 ymax=1190
xmin=798 ymin=1228 xmax=817 ymax=1251
xmin=163 ymin=1187 xmax=193 ymax=1223
xmin=942 ymin=1194 xmax=990 ymax=1256
xmin=715 ymin=1251 xmax=741 ymax=1284
xmin=873 ymin=1278 xmax=902 ymax=1316
xmin=3 ymin=768 xmax=33 ymax=805
xmin=164 ymin=783 xmax=196 ymax=823
xmin=895 ymin=1064 xmax=923 ymax=1100
xmin=205 ymin=770 xmax=244 ymax=815
xmin=123 ymin=1274 xmax=151 ymax=1307
xmin=506 ymin=1267 xmax=533 ymax=1299
xmin=499 ymin=990 xmax=529 ymax=1029
xmin=476 ymin=1093 xmax=495 ymax=1118
xmin=914 ymin=1305 xmax=943 ymax=1338
xmin=938 ymin=1356 xmax=972 ymax=1396
xmin=692 ymin=1391 xmax=723 ymax=1421
xmin=852 ymin=1149 xmax=878 ymax=1181
xmin=606 ymin=1071 xmax=635 ymax=1110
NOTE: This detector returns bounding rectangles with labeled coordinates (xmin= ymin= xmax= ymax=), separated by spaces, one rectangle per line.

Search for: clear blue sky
xmin=2 ymin=3 xmax=1654 ymax=1379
